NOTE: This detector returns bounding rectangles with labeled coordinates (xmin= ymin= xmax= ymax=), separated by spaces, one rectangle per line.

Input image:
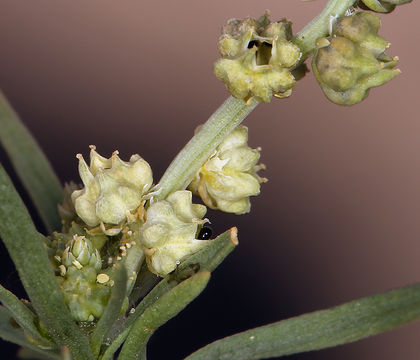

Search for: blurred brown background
xmin=1 ymin=0 xmax=420 ymax=359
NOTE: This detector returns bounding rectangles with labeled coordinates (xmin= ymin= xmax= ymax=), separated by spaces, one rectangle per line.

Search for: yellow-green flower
xmin=140 ymin=190 xmax=209 ymax=276
xmin=71 ymin=146 xmax=153 ymax=227
xmin=359 ymin=0 xmax=411 ymax=13
xmin=214 ymin=12 xmax=301 ymax=103
xmin=189 ymin=125 xmax=266 ymax=215
xmin=312 ymin=12 xmax=399 ymax=106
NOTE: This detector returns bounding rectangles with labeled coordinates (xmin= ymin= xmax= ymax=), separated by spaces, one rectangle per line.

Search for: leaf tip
xmin=229 ymin=227 xmax=239 ymax=246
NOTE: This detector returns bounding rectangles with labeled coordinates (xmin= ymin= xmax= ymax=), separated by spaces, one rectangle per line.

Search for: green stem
xmin=122 ymin=239 xmax=144 ymax=296
xmin=90 ymin=265 xmax=128 ymax=357
xmin=155 ymin=0 xmax=357 ymax=201
xmin=118 ymin=271 xmax=211 ymax=360
xmin=155 ymin=96 xmax=258 ymax=200
xmin=293 ymin=0 xmax=357 ymax=61
xmin=100 ymin=228 xmax=237 ymax=360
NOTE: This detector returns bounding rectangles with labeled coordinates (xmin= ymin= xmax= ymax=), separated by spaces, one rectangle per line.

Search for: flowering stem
xmin=155 ymin=1 xmax=357 ymax=201
xmin=101 ymin=229 xmax=237 ymax=360
xmin=155 ymin=96 xmax=258 ymax=200
xmin=293 ymin=0 xmax=357 ymax=61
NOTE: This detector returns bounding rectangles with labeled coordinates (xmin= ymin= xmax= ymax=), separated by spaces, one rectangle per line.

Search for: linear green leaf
xmin=0 ymin=91 xmax=63 ymax=232
xmin=0 ymin=283 xmax=52 ymax=347
xmin=100 ymin=228 xmax=237 ymax=360
xmin=90 ymin=265 xmax=128 ymax=357
xmin=17 ymin=347 xmax=60 ymax=360
xmin=0 ymin=306 xmax=60 ymax=360
xmin=127 ymin=262 xmax=159 ymax=308
xmin=0 ymin=165 xmax=94 ymax=360
xmin=118 ymin=271 xmax=211 ymax=360
xmin=186 ymin=227 xmax=238 ymax=273
xmin=185 ymin=283 xmax=420 ymax=360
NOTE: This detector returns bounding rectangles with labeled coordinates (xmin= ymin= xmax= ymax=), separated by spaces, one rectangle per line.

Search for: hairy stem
xmin=155 ymin=96 xmax=258 ymax=200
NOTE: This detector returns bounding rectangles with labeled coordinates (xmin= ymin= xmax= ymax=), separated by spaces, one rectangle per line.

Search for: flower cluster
xmin=312 ymin=12 xmax=399 ymax=105
xmin=140 ymin=190 xmax=209 ymax=276
xmin=48 ymin=9 xmax=406 ymax=326
xmin=50 ymin=224 xmax=110 ymax=322
xmin=358 ymin=0 xmax=412 ymax=13
xmin=189 ymin=125 xmax=266 ymax=214
xmin=50 ymin=138 xmax=264 ymax=321
xmin=214 ymin=12 xmax=301 ymax=103
xmin=71 ymin=145 xmax=153 ymax=226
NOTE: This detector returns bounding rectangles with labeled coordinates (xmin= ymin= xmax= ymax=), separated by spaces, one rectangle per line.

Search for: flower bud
xmin=312 ymin=12 xmax=399 ymax=105
xmin=189 ymin=125 xmax=266 ymax=215
xmin=358 ymin=0 xmax=411 ymax=13
xmin=62 ymin=235 xmax=102 ymax=270
xmin=71 ymin=146 xmax=153 ymax=227
xmin=214 ymin=12 xmax=301 ymax=103
xmin=51 ymin=232 xmax=111 ymax=322
xmin=57 ymin=266 xmax=111 ymax=322
xmin=140 ymin=190 xmax=209 ymax=276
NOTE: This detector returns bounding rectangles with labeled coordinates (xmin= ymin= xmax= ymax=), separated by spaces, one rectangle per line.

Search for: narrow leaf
xmin=0 ymin=283 xmax=52 ymax=347
xmin=128 ymin=262 xmax=160 ymax=308
xmin=118 ymin=271 xmax=211 ymax=360
xmin=18 ymin=347 xmax=59 ymax=360
xmin=101 ymin=228 xmax=238 ymax=360
xmin=90 ymin=265 xmax=128 ymax=357
xmin=0 ymin=91 xmax=63 ymax=232
xmin=187 ymin=227 xmax=238 ymax=273
xmin=184 ymin=283 xmax=420 ymax=360
xmin=0 ymin=165 xmax=94 ymax=360
xmin=0 ymin=306 xmax=60 ymax=360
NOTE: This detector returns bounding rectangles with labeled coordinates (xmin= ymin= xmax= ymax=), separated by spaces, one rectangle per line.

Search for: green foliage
xmin=0 ymin=164 xmax=94 ymax=360
xmin=0 ymin=306 xmax=60 ymax=360
xmin=0 ymin=0 xmax=418 ymax=359
xmin=119 ymin=271 xmax=210 ymax=359
xmin=0 ymin=92 xmax=63 ymax=233
xmin=0 ymin=284 xmax=52 ymax=347
xmin=100 ymin=228 xmax=238 ymax=360
xmin=185 ymin=284 xmax=420 ymax=360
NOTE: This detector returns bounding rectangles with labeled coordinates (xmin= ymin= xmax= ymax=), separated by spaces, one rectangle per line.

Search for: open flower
xmin=312 ymin=12 xmax=399 ymax=105
xmin=214 ymin=12 xmax=301 ymax=103
xmin=71 ymin=146 xmax=153 ymax=227
xmin=189 ymin=125 xmax=266 ymax=214
xmin=140 ymin=190 xmax=209 ymax=276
